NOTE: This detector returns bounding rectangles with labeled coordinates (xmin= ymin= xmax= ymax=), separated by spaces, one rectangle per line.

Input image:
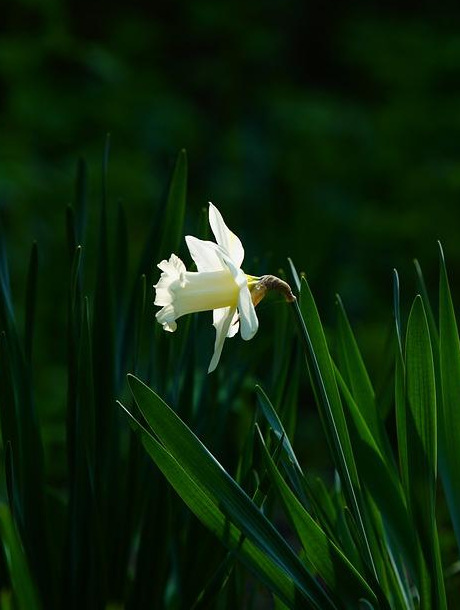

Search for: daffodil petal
xmin=154 ymin=255 xmax=185 ymax=332
xmin=185 ymin=235 xmax=226 ymax=272
xmin=209 ymin=202 xmax=245 ymax=268
xmin=220 ymin=265 xmax=257 ymax=340
xmin=227 ymin=311 xmax=240 ymax=337
xmin=238 ymin=285 xmax=258 ymax=340
xmin=155 ymin=253 xmax=186 ymax=283
xmin=208 ymin=306 xmax=237 ymax=373
xmin=155 ymin=309 xmax=177 ymax=332
xmin=213 ymin=307 xmax=239 ymax=338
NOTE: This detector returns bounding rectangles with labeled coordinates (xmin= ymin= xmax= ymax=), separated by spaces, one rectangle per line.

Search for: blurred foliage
xmin=3 ymin=1 xmax=460 ymax=313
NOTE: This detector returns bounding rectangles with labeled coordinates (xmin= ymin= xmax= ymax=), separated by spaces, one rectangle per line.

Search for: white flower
xmin=154 ymin=203 xmax=259 ymax=372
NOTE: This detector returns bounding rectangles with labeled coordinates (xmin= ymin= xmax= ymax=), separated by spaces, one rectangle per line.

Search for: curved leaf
xmin=126 ymin=374 xmax=337 ymax=610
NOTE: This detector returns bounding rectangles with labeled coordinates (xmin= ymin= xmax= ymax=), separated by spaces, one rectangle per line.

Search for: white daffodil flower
xmin=154 ymin=203 xmax=259 ymax=372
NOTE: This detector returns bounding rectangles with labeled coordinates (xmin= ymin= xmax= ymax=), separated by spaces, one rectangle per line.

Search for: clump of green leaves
xmin=1 ymin=145 xmax=460 ymax=609
xmin=120 ymin=248 xmax=460 ymax=609
xmin=122 ymin=250 xmax=460 ymax=608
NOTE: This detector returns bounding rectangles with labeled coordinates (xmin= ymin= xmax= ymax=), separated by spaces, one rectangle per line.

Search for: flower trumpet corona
xmin=154 ymin=203 xmax=294 ymax=372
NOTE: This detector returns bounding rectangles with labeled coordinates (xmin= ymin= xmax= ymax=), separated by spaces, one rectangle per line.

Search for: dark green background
xmin=2 ymin=4 xmax=460 ymax=605
xmin=2 ymin=0 xmax=460 ymax=381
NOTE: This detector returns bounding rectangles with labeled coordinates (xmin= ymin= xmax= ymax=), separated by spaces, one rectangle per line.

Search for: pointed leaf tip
xmin=438 ymin=240 xmax=445 ymax=262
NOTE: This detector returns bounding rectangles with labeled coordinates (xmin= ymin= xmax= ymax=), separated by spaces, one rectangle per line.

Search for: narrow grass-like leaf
xmin=335 ymin=364 xmax=417 ymax=581
xmin=278 ymin=344 xmax=301 ymax=445
xmin=335 ymin=296 xmax=389 ymax=457
xmin=438 ymin=242 xmax=460 ymax=552
xmin=0 ymin=504 xmax=41 ymax=610
xmin=373 ymin=326 xmax=398 ymax=423
xmin=66 ymin=245 xmax=82 ymax=488
xmin=141 ymin=431 xmax=304 ymax=609
xmin=332 ymin=499 xmax=365 ymax=577
xmin=190 ymin=552 xmax=236 ymax=609
xmin=255 ymin=386 xmax=302 ymax=476
xmin=393 ymin=270 xmax=408 ymax=494
xmin=296 ymin=282 xmax=359 ymax=488
xmin=393 ymin=270 xmax=402 ymax=350
xmin=77 ymin=298 xmax=96 ymax=465
xmin=120 ymin=400 xmax=313 ymax=610
xmin=287 ymin=258 xmax=301 ymax=293
xmin=92 ymin=136 xmax=120 ymax=601
xmin=159 ymin=149 xmax=187 ymax=260
xmin=114 ymin=202 xmax=128 ymax=339
xmin=414 ymin=259 xmax=445 ymax=515
xmin=69 ymin=246 xmax=82 ymax=313
xmin=126 ymin=476 xmax=170 ymax=610
xmin=93 ymin=171 xmax=114 ymax=449
xmin=305 ymin=477 xmax=340 ymax=544
xmin=93 ymin=135 xmax=115 ymax=464
xmin=175 ymin=512 xmax=230 ymax=608
xmin=1 ymin=335 xmax=51 ymax=606
xmin=0 ymin=225 xmax=51 ymax=607
xmin=120 ymin=149 xmax=187 ymax=381
xmin=294 ymin=279 xmax=378 ymax=583
xmin=126 ymin=375 xmax=338 ymax=610
xmin=255 ymin=385 xmax=331 ymax=529
xmin=271 ymin=297 xmax=295 ymax=413
xmin=257 ymin=427 xmax=377 ymax=608
xmin=122 ymin=401 xmax=169 ymax=610
xmin=405 ymin=295 xmax=446 ymax=609
xmin=406 ymin=295 xmax=436 ymax=499
xmin=65 ymin=297 xmax=104 ymax=609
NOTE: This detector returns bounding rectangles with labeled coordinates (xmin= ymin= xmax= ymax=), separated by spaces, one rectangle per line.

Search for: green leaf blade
xmin=405 ymin=296 xmax=437 ymax=524
xmin=405 ymin=295 xmax=446 ymax=609
xmin=0 ymin=504 xmax=41 ymax=610
xmin=258 ymin=428 xmax=377 ymax=608
xmin=295 ymin=279 xmax=378 ymax=583
xmin=159 ymin=149 xmax=188 ymax=260
xmin=438 ymin=243 xmax=460 ymax=552
xmin=393 ymin=270 xmax=409 ymax=495
xmin=126 ymin=374 xmax=337 ymax=610
xmin=335 ymin=296 xmax=390 ymax=459
xmin=140 ymin=432 xmax=301 ymax=609
xmin=335 ymin=364 xmax=418 ymax=583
